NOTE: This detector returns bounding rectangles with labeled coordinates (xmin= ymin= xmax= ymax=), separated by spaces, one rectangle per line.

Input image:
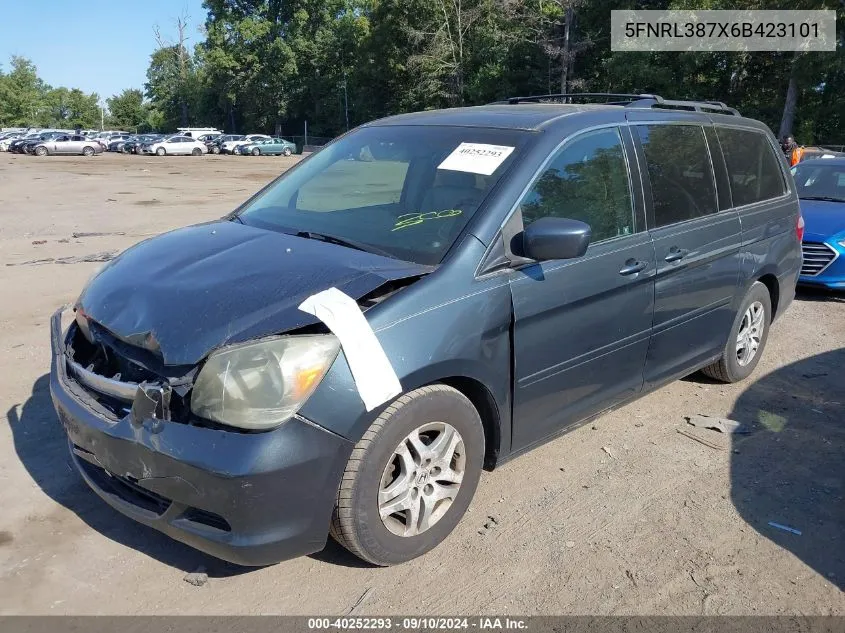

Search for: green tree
xmin=107 ymin=89 xmax=148 ymax=131
xmin=138 ymin=0 xmax=845 ymax=143
xmin=40 ymin=87 xmax=101 ymax=128
xmin=0 ymin=56 xmax=46 ymax=126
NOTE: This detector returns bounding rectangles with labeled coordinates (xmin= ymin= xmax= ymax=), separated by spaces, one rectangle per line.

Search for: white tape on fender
xmin=437 ymin=142 xmax=515 ymax=176
xmin=298 ymin=287 xmax=402 ymax=411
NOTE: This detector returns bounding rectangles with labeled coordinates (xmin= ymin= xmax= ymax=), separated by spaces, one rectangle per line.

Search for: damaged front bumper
xmin=49 ymin=308 xmax=353 ymax=566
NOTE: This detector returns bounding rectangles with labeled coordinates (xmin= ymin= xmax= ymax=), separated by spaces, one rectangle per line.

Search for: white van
xmin=178 ymin=127 xmax=222 ymax=139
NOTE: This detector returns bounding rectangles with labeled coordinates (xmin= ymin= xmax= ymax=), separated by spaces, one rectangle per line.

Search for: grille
xmin=801 ymin=242 xmax=837 ymax=277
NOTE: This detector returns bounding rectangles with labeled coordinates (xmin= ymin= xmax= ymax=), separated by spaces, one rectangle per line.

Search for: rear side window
xmin=520 ymin=127 xmax=634 ymax=242
xmin=637 ymin=125 xmax=717 ymax=227
xmin=716 ymin=127 xmax=786 ymax=206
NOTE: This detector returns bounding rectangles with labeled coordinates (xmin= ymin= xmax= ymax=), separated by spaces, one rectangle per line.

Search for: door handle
xmin=664 ymin=247 xmax=689 ymax=262
xmin=619 ymin=259 xmax=648 ymax=276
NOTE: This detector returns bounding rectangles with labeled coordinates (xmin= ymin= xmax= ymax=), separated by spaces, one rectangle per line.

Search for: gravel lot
xmin=0 ymin=152 xmax=842 ymax=615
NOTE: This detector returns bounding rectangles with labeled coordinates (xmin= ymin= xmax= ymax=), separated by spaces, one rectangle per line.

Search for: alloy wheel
xmin=736 ymin=300 xmax=765 ymax=366
xmin=378 ymin=421 xmax=465 ymax=537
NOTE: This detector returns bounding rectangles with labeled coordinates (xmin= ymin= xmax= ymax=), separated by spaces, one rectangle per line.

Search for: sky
xmin=0 ymin=0 xmax=207 ymax=102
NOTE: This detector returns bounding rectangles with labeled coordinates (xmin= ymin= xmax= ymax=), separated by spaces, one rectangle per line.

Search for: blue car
xmin=792 ymin=158 xmax=845 ymax=289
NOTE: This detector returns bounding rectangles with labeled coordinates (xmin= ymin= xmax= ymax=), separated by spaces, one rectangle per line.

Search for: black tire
xmin=283 ymin=147 xmax=292 ymax=156
xmin=330 ymin=384 xmax=484 ymax=566
xmin=251 ymin=147 xmax=260 ymax=156
xmin=211 ymin=146 xmax=220 ymax=154
xmin=35 ymin=146 xmax=48 ymax=156
xmin=192 ymin=147 xmax=202 ymax=156
xmin=82 ymin=146 xmax=94 ymax=157
xmin=156 ymin=147 xmax=166 ymax=156
xmin=701 ymin=281 xmax=772 ymax=383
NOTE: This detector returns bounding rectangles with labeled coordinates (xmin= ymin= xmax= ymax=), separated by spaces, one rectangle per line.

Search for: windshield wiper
xmin=800 ymin=195 xmax=845 ymax=203
xmin=294 ymin=231 xmax=396 ymax=259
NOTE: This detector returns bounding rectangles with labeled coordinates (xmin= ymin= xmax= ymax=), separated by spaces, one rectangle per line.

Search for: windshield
xmin=791 ymin=163 xmax=845 ymax=203
xmin=237 ymin=125 xmax=530 ymax=265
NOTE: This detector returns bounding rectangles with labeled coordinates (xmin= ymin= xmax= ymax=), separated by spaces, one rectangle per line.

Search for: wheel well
xmin=758 ymin=274 xmax=780 ymax=318
xmin=439 ymin=376 xmax=501 ymax=471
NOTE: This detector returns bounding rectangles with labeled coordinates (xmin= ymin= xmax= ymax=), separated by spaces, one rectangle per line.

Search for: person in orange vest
xmin=781 ymin=135 xmax=797 ymax=162
xmin=791 ymin=144 xmax=804 ymax=166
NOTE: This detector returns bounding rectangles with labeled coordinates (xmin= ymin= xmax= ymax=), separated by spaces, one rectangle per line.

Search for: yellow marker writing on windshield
xmin=392 ymin=209 xmax=463 ymax=231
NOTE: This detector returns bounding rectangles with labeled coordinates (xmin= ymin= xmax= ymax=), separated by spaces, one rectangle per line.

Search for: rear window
xmin=637 ymin=125 xmax=718 ymax=228
xmin=716 ymin=127 xmax=786 ymax=206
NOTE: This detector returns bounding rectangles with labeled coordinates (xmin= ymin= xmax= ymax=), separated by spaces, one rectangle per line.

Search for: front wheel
xmin=156 ymin=147 xmax=166 ymax=156
xmin=191 ymin=147 xmax=202 ymax=156
xmin=283 ymin=147 xmax=292 ymax=156
xmin=82 ymin=146 xmax=94 ymax=157
xmin=330 ymin=385 xmax=484 ymax=566
xmin=251 ymin=147 xmax=260 ymax=156
xmin=701 ymin=281 xmax=772 ymax=383
xmin=211 ymin=146 xmax=220 ymax=154
xmin=35 ymin=146 xmax=48 ymax=156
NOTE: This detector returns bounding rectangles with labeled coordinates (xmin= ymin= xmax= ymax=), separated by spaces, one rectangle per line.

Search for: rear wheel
xmin=701 ymin=281 xmax=772 ymax=383
xmin=330 ymin=385 xmax=484 ymax=566
xmin=156 ymin=147 xmax=166 ymax=156
xmin=251 ymin=147 xmax=260 ymax=156
xmin=211 ymin=145 xmax=220 ymax=154
xmin=82 ymin=146 xmax=94 ymax=157
xmin=191 ymin=147 xmax=202 ymax=156
xmin=35 ymin=146 xmax=48 ymax=156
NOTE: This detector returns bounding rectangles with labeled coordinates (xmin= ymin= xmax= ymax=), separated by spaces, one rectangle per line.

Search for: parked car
xmin=222 ymin=134 xmax=269 ymax=154
xmin=90 ymin=131 xmax=129 ymax=149
xmin=143 ymin=134 xmax=208 ymax=156
xmin=206 ymin=134 xmax=244 ymax=154
xmin=32 ymin=134 xmax=103 ymax=156
xmin=791 ymin=157 xmax=845 ymax=290
xmin=0 ymin=132 xmax=28 ymax=151
xmin=50 ymin=94 xmax=801 ymax=567
xmin=238 ymin=137 xmax=296 ymax=156
xmin=107 ymin=135 xmax=140 ymax=152
xmin=790 ymin=145 xmax=845 ymax=165
xmin=122 ymin=135 xmax=160 ymax=154
xmin=9 ymin=133 xmax=52 ymax=154
xmin=100 ymin=134 xmax=132 ymax=150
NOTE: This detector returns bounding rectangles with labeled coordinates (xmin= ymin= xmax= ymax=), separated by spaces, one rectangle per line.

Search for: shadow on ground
xmin=795 ymin=286 xmax=845 ymax=304
xmin=730 ymin=348 xmax=844 ymax=590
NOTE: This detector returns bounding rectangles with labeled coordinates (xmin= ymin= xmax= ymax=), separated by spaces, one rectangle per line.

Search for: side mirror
xmin=522 ymin=217 xmax=592 ymax=261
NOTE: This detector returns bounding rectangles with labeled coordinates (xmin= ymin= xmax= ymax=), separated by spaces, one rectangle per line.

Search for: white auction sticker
xmin=298 ymin=287 xmax=402 ymax=411
xmin=438 ymin=143 xmax=515 ymax=176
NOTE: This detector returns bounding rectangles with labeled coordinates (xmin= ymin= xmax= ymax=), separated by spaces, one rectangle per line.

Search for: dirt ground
xmin=0 ymin=152 xmax=842 ymax=615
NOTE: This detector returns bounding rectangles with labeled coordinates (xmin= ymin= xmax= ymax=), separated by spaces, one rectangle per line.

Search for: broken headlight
xmin=191 ymin=335 xmax=340 ymax=430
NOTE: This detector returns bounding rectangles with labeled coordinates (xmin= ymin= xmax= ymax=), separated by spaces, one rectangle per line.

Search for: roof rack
xmin=499 ymin=92 xmax=740 ymax=116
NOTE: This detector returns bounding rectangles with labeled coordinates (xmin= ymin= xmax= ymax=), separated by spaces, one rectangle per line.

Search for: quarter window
xmin=520 ymin=128 xmax=635 ymax=243
xmin=637 ymin=125 xmax=717 ymax=227
xmin=716 ymin=127 xmax=786 ymax=206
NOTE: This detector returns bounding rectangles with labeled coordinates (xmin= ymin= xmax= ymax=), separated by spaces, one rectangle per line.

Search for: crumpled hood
xmin=799 ymin=198 xmax=845 ymax=240
xmin=77 ymin=220 xmax=430 ymax=365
